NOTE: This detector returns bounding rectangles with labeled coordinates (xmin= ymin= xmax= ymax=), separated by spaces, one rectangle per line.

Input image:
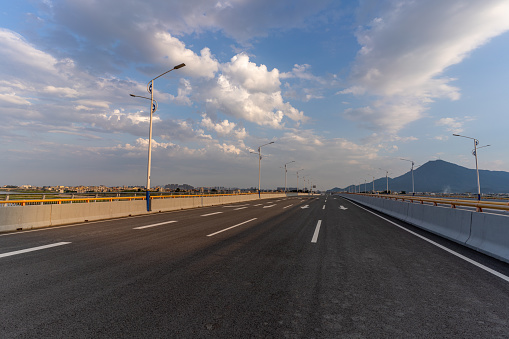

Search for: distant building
xmin=277 ymin=187 xmax=297 ymax=192
xmin=165 ymin=184 xmax=195 ymax=191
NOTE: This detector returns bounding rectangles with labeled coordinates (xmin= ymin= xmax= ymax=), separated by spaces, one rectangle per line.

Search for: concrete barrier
xmin=468 ymin=213 xmax=509 ymax=263
xmin=0 ymin=193 xmax=289 ymax=233
xmin=405 ymin=203 xmax=471 ymax=243
xmin=0 ymin=205 xmax=52 ymax=232
xmin=341 ymin=194 xmax=509 ymax=264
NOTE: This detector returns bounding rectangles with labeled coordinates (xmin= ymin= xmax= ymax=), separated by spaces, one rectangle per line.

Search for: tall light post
xmin=282 ymin=161 xmax=295 ymax=193
xmin=453 ymin=134 xmax=486 ymax=201
xmin=372 ymin=176 xmax=375 ymax=193
xmin=296 ymin=168 xmax=304 ymax=193
xmin=400 ymin=158 xmax=415 ymax=195
xmin=379 ymin=168 xmax=389 ymax=193
xmin=251 ymin=141 xmax=274 ymax=198
xmin=130 ymin=62 xmax=185 ymax=211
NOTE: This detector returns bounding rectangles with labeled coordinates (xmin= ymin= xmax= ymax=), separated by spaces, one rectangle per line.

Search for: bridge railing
xmin=350 ymin=193 xmax=509 ymax=213
xmin=0 ymin=192 xmax=269 ymax=207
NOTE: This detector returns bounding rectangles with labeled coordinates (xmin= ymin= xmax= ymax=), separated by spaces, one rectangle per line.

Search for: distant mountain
xmin=330 ymin=160 xmax=509 ymax=194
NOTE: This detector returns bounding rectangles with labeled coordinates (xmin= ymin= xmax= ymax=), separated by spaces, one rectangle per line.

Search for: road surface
xmin=1 ymin=195 xmax=509 ymax=337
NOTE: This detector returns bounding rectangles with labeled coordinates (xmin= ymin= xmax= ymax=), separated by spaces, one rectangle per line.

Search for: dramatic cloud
xmin=340 ymin=0 xmax=509 ymax=132
xmin=195 ymin=54 xmax=307 ymax=128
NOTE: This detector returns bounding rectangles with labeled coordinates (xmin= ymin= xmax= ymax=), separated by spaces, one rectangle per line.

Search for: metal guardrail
xmin=0 ymin=192 xmax=267 ymax=207
xmin=353 ymin=193 xmax=509 ymax=213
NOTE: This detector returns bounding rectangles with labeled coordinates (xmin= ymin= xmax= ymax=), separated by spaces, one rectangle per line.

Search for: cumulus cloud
xmin=340 ymin=0 xmax=509 ymax=132
xmin=436 ymin=116 xmax=475 ymax=134
xmin=222 ymin=54 xmax=281 ymax=93
xmin=150 ymin=32 xmax=219 ymax=79
xmin=170 ymin=79 xmax=193 ymax=106
xmin=199 ymin=54 xmax=307 ymax=128
xmin=200 ymin=114 xmax=237 ymax=136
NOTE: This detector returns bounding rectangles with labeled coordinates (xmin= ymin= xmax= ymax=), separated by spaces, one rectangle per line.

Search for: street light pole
xmin=282 ymin=161 xmax=295 ymax=193
xmin=296 ymin=169 xmax=304 ymax=193
xmin=379 ymin=168 xmax=389 ymax=193
xmin=130 ymin=63 xmax=185 ymax=211
xmin=453 ymin=134 xmax=486 ymax=201
xmin=252 ymin=141 xmax=274 ymax=198
xmin=400 ymin=159 xmax=415 ymax=195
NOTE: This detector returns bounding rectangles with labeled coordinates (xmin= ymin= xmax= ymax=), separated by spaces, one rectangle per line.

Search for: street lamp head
xmin=174 ymin=63 xmax=186 ymax=69
xmin=452 ymin=134 xmax=460 ymax=136
xmin=129 ymin=94 xmax=136 ymax=97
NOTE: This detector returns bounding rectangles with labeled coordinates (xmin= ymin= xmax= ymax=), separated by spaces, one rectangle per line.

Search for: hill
xmin=330 ymin=160 xmax=509 ymax=194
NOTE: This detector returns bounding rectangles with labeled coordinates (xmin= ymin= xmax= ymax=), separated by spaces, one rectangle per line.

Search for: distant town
xmin=1 ymin=184 xmax=306 ymax=194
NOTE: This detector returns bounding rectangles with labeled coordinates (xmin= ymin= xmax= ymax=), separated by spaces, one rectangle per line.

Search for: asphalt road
xmin=2 ymin=195 xmax=509 ymax=338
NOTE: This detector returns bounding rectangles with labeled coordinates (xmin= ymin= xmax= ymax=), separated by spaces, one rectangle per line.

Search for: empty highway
xmin=2 ymin=195 xmax=509 ymax=338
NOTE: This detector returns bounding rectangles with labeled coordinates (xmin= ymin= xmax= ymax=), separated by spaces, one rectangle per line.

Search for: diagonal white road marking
xmin=0 ymin=242 xmax=71 ymax=259
xmin=207 ymin=218 xmax=258 ymax=237
xmin=134 ymin=221 xmax=177 ymax=230
xmin=201 ymin=212 xmax=223 ymax=217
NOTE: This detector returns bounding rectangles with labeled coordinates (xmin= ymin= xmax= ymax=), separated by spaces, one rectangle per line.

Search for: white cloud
xmin=340 ymin=0 xmax=509 ymax=132
xmin=436 ymin=116 xmax=475 ymax=134
xmin=151 ymin=32 xmax=219 ymax=79
xmin=217 ymin=143 xmax=242 ymax=155
xmin=170 ymin=78 xmax=193 ymax=106
xmin=76 ymin=100 xmax=110 ymax=109
xmin=0 ymin=29 xmax=57 ymax=76
xmin=197 ymin=54 xmax=307 ymax=128
xmin=221 ymin=54 xmax=281 ymax=93
xmin=43 ymin=86 xmax=79 ymax=98
xmin=434 ymin=135 xmax=449 ymax=141
xmin=200 ymin=114 xmax=237 ymax=136
xmin=0 ymin=93 xmax=32 ymax=106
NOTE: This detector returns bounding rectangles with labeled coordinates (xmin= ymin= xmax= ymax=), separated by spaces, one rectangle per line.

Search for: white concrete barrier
xmin=0 ymin=205 xmax=52 ymax=232
xmin=0 ymin=193 xmax=288 ymax=233
xmin=467 ymin=213 xmax=509 ymax=263
xmin=405 ymin=203 xmax=471 ymax=243
xmin=341 ymin=194 xmax=509 ymax=264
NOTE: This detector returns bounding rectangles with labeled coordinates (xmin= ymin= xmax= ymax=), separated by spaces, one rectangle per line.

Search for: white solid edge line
xmin=134 ymin=220 xmax=177 ymax=230
xmin=201 ymin=212 xmax=223 ymax=217
xmin=283 ymin=204 xmax=293 ymax=209
xmin=311 ymin=220 xmax=322 ymax=243
xmin=0 ymin=242 xmax=71 ymax=259
xmin=207 ymin=218 xmax=257 ymax=237
xmin=349 ymin=200 xmax=509 ymax=284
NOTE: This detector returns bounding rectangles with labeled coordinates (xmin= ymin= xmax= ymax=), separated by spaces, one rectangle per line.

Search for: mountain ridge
xmin=330 ymin=160 xmax=509 ymax=194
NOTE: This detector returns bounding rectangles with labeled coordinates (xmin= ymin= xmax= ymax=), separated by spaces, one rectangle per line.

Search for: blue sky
xmin=1 ymin=0 xmax=508 ymax=191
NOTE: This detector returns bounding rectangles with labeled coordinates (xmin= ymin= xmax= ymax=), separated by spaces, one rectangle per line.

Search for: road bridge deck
xmin=1 ymin=196 xmax=509 ymax=337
